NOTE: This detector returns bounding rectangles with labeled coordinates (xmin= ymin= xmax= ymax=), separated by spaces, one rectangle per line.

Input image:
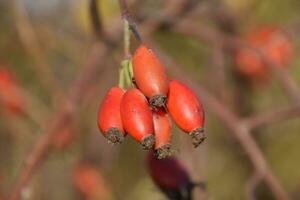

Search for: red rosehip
xmin=0 ymin=68 xmax=24 ymax=114
xmin=121 ymin=88 xmax=155 ymax=150
xmin=132 ymin=44 xmax=168 ymax=107
xmin=153 ymin=109 xmax=172 ymax=159
xmin=234 ymin=26 xmax=293 ymax=79
xmin=167 ymin=80 xmax=205 ymax=147
xmin=147 ymin=152 xmax=203 ymax=200
xmin=98 ymin=87 xmax=125 ymax=144
xmin=72 ymin=163 xmax=109 ymax=199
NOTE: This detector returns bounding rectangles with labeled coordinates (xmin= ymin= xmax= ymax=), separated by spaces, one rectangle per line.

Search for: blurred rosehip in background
xmin=0 ymin=67 xmax=25 ymax=115
xmin=146 ymin=152 xmax=204 ymax=200
xmin=72 ymin=162 xmax=110 ymax=200
xmin=234 ymin=25 xmax=294 ymax=80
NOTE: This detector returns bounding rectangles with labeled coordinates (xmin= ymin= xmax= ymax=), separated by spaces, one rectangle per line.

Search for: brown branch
xmin=242 ymin=104 xmax=300 ymax=130
xmin=118 ymin=0 xmax=142 ymax=42
xmin=11 ymin=0 xmax=63 ymax=101
xmin=245 ymin=171 xmax=263 ymax=200
xmin=8 ymin=42 xmax=109 ymax=200
xmin=89 ymin=0 xmax=103 ymax=38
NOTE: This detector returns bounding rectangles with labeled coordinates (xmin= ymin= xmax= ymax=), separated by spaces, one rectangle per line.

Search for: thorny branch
xmin=7 ymin=1 xmax=300 ymax=200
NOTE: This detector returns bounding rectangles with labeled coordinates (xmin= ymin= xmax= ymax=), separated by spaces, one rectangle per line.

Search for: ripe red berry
xmin=234 ymin=26 xmax=293 ymax=79
xmin=132 ymin=44 xmax=168 ymax=107
xmin=98 ymin=87 xmax=125 ymax=144
xmin=0 ymin=68 xmax=24 ymax=114
xmin=167 ymin=80 xmax=205 ymax=147
xmin=147 ymin=152 xmax=199 ymax=200
xmin=121 ymin=88 xmax=155 ymax=150
xmin=153 ymin=109 xmax=172 ymax=159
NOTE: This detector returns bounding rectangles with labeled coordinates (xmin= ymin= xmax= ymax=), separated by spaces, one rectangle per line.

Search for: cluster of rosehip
xmin=97 ymin=45 xmax=205 ymax=159
xmin=234 ymin=25 xmax=293 ymax=81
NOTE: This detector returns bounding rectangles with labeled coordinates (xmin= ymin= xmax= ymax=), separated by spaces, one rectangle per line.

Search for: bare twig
xmin=8 ymin=42 xmax=109 ymax=200
xmin=207 ymin=41 xmax=227 ymax=100
xmin=242 ymin=104 xmax=300 ymax=129
xmin=246 ymin=171 xmax=263 ymax=200
xmin=89 ymin=0 xmax=103 ymax=38
xmin=11 ymin=0 xmax=63 ymax=100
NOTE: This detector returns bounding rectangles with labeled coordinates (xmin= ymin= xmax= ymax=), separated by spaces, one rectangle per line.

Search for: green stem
xmin=123 ymin=19 xmax=130 ymax=58
xmin=118 ymin=67 xmax=125 ymax=88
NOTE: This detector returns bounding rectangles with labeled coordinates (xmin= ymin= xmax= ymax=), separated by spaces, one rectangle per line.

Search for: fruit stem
xmin=118 ymin=0 xmax=142 ymax=43
xmin=118 ymin=67 xmax=125 ymax=89
xmin=123 ymin=19 xmax=130 ymax=59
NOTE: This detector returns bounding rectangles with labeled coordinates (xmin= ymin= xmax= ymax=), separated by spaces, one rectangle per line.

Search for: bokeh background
xmin=1 ymin=0 xmax=300 ymax=199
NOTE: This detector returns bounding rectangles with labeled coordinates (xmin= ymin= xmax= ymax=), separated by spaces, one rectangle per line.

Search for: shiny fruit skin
xmin=97 ymin=87 xmax=125 ymax=144
xmin=153 ymin=109 xmax=171 ymax=149
xmin=167 ymin=80 xmax=205 ymax=147
xmin=167 ymin=80 xmax=205 ymax=133
xmin=120 ymin=88 xmax=154 ymax=149
xmin=153 ymin=109 xmax=172 ymax=159
xmin=234 ymin=26 xmax=293 ymax=79
xmin=132 ymin=44 xmax=168 ymax=106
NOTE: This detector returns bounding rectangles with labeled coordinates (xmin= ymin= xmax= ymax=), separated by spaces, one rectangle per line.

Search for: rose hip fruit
xmin=167 ymin=80 xmax=205 ymax=147
xmin=153 ymin=109 xmax=172 ymax=159
xmin=98 ymin=87 xmax=125 ymax=145
xmin=121 ymin=88 xmax=155 ymax=150
xmin=132 ymin=44 xmax=168 ymax=108
xmin=0 ymin=68 xmax=24 ymax=114
xmin=72 ymin=163 xmax=108 ymax=199
xmin=234 ymin=26 xmax=293 ymax=79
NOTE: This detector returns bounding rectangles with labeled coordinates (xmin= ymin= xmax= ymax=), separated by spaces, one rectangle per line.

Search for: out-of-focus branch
xmin=89 ymin=0 xmax=102 ymax=38
xmin=146 ymin=39 xmax=290 ymax=200
xmin=245 ymin=171 xmax=263 ymax=200
xmin=11 ymin=0 xmax=63 ymax=101
xmin=242 ymin=104 xmax=300 ymax=130
xmin=207 ymin=41 xmax=227 ymax=100
xmin=8 ymin=42 xmax=109 ymax=200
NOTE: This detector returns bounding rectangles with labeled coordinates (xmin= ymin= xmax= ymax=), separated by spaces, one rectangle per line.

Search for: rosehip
xmin=72 ymin=163 xmax=109 ymax=199
xmin=147 ymin=152 xmax=204 ymax=200
xmin=153 ymin=109 xmax=172 ymax=159
xmin=121 ymin=88 xmax=155 ymax=150
xmin=167 ymin=80 xmax=205 ymax=147
xmin=132 ymin=44 xmax=168 ymax=107
xmin=98 ymin=87 xmax=125 ymax=144
xmin=0 ymin=68 xmax=24 ymax=114
xmin=234 ymin=26 xmax=293 ymax=79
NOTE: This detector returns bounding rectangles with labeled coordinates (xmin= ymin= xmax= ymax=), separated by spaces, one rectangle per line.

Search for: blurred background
xmin=1 ymin=0 xmax=300 ymax=200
